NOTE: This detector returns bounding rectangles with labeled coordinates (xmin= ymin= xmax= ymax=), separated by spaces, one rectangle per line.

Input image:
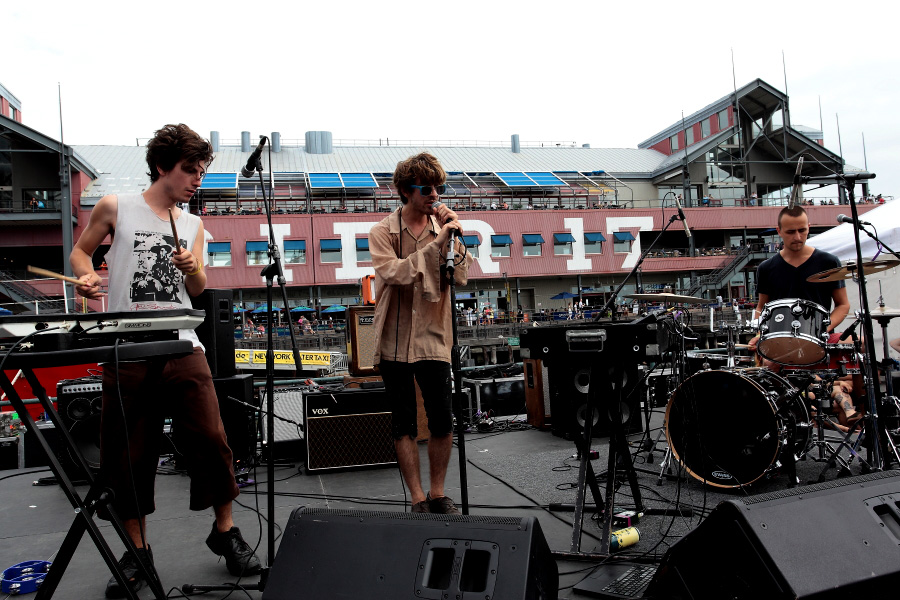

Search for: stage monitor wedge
xmin=263 ymin=508 xmax=558 ymax=600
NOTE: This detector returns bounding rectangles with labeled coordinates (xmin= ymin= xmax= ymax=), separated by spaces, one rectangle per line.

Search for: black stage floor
xmin=0 ymin=407 xmax=890 ymax=599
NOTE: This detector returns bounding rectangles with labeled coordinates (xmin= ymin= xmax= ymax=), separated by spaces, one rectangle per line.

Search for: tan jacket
xmin=370 ymin=207 xmax=471 ymax=364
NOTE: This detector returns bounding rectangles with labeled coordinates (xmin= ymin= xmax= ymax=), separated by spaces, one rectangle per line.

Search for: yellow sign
xmin=235 ymin=350 xmax=333 ymax=367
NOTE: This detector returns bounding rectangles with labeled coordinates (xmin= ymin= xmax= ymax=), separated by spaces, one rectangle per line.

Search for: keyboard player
xmin=70 ymin=124 xmax=260 ymax=598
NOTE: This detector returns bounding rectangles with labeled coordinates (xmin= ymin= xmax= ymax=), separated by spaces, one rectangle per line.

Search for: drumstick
xmin=168 ymin=208 xmax=182 ymax=254
xmin=27 ymin=265 xmax=86 ymax=286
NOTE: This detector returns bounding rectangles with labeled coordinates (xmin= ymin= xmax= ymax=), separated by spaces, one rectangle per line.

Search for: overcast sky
xmin=7 ymin=1 xmax=899 ymax=198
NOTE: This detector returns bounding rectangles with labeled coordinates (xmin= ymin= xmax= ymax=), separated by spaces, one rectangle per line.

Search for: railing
xmin=0 ymin=270 xmax=67 ymax=313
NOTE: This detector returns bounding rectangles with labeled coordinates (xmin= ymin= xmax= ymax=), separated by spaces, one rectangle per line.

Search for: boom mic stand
xmin=444 ymin=231 xmax=471 ymax=514
xmin=183 ymin=137 xmax=305 ymax=594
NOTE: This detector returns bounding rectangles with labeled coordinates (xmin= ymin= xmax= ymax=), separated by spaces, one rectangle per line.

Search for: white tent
xmin=810 ymin=201 xmax=900 ymax=356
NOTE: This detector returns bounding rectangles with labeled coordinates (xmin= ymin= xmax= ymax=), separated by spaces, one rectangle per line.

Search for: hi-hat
xmin=867 ymin=306 xmax=900 ymax=320
xmin=807 ymin=259 xmax=900 ymax=282
xmin=625 ymin=293 xmax=706 ymax=304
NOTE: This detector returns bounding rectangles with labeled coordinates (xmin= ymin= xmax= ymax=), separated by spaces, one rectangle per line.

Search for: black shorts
xmin=379 ymin=360 xmax=453 ymax=439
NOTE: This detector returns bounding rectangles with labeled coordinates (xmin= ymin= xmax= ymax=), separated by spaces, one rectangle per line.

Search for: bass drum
xmin=665 ymin=368 xmax=810 ymax=489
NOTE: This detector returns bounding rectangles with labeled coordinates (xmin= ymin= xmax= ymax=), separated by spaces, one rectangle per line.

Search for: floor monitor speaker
xmin=263 ymin=508 xmax=558 ymax=600
xmin=648 ymin=470 xmax=900 ymax=599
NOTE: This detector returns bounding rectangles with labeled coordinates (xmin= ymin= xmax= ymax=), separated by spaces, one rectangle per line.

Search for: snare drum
xmin=781 ymin=344 xmax=862 ymax=375
xmin=758 ymin=298 xmax=830 ymax=366
xmin=665 ymin=368 xmax=810 ymax=488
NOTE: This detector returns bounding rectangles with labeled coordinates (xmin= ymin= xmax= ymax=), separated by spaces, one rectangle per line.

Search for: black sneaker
xmin=411 ymin=500 xmax=431 ymax=513
xmin=427 ymin=492 xmax=461 ymax=515
xmin=205 ymin=522 xmax=262 ymax=577
xmin=105 ymin=546 xmax=153 ymax=599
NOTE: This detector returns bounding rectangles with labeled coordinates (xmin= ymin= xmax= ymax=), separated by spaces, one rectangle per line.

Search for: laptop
xmin=573 ymin=561 xmax=659 ymax=599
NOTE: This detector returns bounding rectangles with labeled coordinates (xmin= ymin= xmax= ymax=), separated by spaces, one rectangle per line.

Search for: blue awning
xmin=553 ymin=233 xmax=576 ymax=243
xmin=246 ymin=241 xmax=268 ymax=252
xmin=200 ymin=173 xmax=238 ymax=190
xmin=460 ymin=235 xmax=480 ymax=246
xmin=491 ymin=235 xmax=514 ymax=245
xmin=584 ymin=232 xmax=606 ymax=242
xmin=309 ymin=172 xmax=377 ymax=188
xmin=208 ymin=242 xmax=231 ymax=252
xmin=284 ymin=240 xmax=306 ymax=250
xmin=522 ymin=234 xmax=545 ymax=244
xmin=613 ymin=232 xmax=635 ymax=242
xmin=320 ymin=239 xmax=342 ymax=250
xmin=356 ymin=238 xmax=369 ymax=250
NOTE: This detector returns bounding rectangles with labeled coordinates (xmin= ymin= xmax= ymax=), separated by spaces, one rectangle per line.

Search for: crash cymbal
xmin=625 ymin=293 xmax=706 ymax=304
xmin=807 ymin=259 xmax=900 ymax=282
xmin=867 ymin=306 xmax=900 ymax=319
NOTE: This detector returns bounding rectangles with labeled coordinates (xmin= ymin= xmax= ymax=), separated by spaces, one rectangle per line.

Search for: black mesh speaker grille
xmin=306 ymin=412 xmax=396 ymax=471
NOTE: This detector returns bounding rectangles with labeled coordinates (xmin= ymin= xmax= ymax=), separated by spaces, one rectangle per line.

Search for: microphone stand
xmin=840 ymin=176 xmax=890 ymax=469
xmin=443 ymin=230 xmax=470 ymax=514
xmin=594 ymin=193 xmax=685 ymax=321
xmin=183 ymin=140 xmax=305 ymax=595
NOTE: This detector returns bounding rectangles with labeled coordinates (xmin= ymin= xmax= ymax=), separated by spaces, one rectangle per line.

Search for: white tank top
xmin=105 ymin=194 xmax=204 ymax=349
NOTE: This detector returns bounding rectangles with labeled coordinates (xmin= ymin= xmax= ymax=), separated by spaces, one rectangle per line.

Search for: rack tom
xmin=758 ymin=298 xmax=829 ymax=366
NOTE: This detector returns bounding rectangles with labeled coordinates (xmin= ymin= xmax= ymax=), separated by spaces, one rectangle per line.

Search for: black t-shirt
xmin=756 ymin=248 xmax=844 ymax=310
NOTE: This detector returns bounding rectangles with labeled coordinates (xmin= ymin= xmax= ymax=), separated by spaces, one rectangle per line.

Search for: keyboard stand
xmin=0 ymin=340 xmax=193 ymax=600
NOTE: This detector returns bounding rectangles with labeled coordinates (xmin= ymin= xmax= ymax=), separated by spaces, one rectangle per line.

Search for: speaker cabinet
xmin=191 ymin=288 xmax=235 ymax=378
xmin=347 ymin=305 xmax=378 ymax=376
xmin=304 ymin=388 xmax=396 ymax=472
xmin=547 ymin=361 xmax=643 ymax=440
xmin=649 ymin=471 xmax=900 ymax=599
xmin=263 ymin=508 xmax=558 ymax=600
xmin=54 ymin=377 xmax=103 ymax=476
xmin=212 ymin=374 xmax=256 ymax=468
xmin=524 ymin=358 xmax=550 ymax=429
xmin=260 ymin=386 xmax=306 ymax=460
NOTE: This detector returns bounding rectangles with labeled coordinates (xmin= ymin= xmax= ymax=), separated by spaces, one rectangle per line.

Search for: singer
xmin=70 ymin=124 xmax=260 ymax=598
xmin=748 ymin=205 xmax=856 ymax=426
xmin=369 ymin=152 xmax=472 ymax=514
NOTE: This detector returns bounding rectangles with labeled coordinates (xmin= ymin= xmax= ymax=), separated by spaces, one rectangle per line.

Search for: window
xmin=522 ymin=234 xmax=544 ymax=257
xmin=320 ymin=239 xmax=342 ymax=263
xmin=718 ymin=109 xmax=729 ymax=130
xmin=685 ymin=126 xmax=694 ymax=146
xmin=584 ymin=232 xmax=605 ymax=254
xmin=613 ymin=231 xmax=635 ymax=253
xmin=208 ymin=242 xmax=232 ymax=267
xmin=553 ymin=233 xmax=575 ymax=256
xmin=461 ymin=235 xmax=480 ymax=258
xmin=490 ymin=234 xmax=512 ymax=258
xmin=246 ymin=241 xmax=268 ymax=265
xmin=669 ymin=134 xmax=679 ymax=152
xmin=284 ymin=240 xmax=306 ymax=264
xmin=701 ymin=118 xmax=711 ymax=138
xmin=356 ymin=238 xmax=371 ymax=262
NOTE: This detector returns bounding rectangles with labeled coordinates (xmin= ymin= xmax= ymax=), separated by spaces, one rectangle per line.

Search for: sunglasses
xmin=407 ymin=184 xmax=446 ymax=196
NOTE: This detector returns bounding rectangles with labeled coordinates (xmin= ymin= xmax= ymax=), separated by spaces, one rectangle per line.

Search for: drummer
xmin=748 ymin=205 xmax=854 ymax=423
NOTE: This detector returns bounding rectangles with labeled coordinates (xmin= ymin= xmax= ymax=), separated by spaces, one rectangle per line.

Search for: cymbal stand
xmin=653 ymin=313 xmax=693 ymax=485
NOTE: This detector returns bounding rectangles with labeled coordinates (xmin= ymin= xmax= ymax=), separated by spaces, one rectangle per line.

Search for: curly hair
xmin=777 ymin=204 xmax=807 ymax=227
xmin=392 ymin=152 xmax=447 ymax=204
xmin=146 ymin=124 xmax=214 ymax=182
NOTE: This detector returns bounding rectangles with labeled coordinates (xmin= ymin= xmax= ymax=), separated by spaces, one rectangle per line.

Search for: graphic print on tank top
xmin=130 ymin=230 xmax=186 ymax=303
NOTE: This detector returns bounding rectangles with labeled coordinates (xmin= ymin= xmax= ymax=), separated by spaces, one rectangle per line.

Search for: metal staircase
xmin=0 ymin=269 xmax=67 ymax=313
xmin=687 ymin=247 xmax=769 ymax=298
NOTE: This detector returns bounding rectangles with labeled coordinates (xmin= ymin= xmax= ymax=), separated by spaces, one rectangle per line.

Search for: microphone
xmin=240 ymin=136 xmax=268 ymax=178
xmin=836 ymin=214 xmax=872 ymax=227
xmin=839 ymin=319 xmax=860 ymax=341
xmin=431 ymin=201 xmax=457 ymax=263
xmin=673 ymin=196 xmax=692 ymax=238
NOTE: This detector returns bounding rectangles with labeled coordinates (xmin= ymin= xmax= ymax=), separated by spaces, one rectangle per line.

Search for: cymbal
xmin=867 ymin=306 xmax=900 ymax=319
xmin=807 ymin=259 xmax=900 ymax=282
xmin=625 ymin=293 xmax=706 ymax=304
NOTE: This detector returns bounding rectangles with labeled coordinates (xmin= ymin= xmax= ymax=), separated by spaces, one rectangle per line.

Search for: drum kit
xmin=629 ymin=260 xmax=900 ymax=490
